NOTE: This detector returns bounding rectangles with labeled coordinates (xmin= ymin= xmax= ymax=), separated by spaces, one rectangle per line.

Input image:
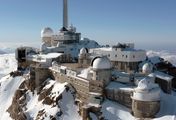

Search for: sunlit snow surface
xmin=0 ymin=54 xmax=17 ymax=78
xmin=0 ymin=50 xmax=176 ymax=120
xmin=0 ymin=76 xmax=24 ymax=120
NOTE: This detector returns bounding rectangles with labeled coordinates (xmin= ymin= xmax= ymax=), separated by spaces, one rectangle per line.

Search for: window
xmin=133 ymin=55 xmax=135 ymax=58
xmin=115 ymin=55 xmax=117 ymax=57
xmin=126 ymin=55 xmax=128 ymax=58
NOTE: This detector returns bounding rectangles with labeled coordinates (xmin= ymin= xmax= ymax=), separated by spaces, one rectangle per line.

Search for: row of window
xmin=107 ymin=54 xmax=136 ymax=58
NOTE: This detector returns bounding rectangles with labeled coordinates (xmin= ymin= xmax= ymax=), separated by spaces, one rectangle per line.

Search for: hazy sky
xmin=0 ymin=0 xmax=176 ymax=50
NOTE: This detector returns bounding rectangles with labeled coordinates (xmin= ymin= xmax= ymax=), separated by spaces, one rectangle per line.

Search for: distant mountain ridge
xmin=0 ymin=48 xmax=15 ymax=54
xmin=0 ymin=50 xmax=6 ymax=54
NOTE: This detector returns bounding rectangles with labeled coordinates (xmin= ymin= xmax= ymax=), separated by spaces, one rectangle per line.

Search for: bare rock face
xmin=7 ymin=89 xmax=27 ymax=120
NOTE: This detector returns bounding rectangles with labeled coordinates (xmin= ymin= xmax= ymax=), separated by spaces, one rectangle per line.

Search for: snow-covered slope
xmin=0 ymin=54 xmax=17 ymax=78
xmin=23 ymin=80 xmax=81 ymax=120
xmin=0 ymin=76 xmax=24 ymax=120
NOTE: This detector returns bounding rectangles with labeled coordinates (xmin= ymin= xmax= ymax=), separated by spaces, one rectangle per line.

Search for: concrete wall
xmin=92 ymin=69 xmax=111 ymax=86
xmin=35 ymin=67 xmax=51 ymax=91
xmin=90 ymin=47 xmax=146 ymax=62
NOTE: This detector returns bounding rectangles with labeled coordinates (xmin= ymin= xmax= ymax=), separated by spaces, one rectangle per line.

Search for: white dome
xmin=41 ymin=27 xmax=54 ymax=37
xmin=133 ymin=77 xmax=160 ymax=101
xmin=142 ymin=62 xmax=153 ymax=74
xmin=92 ymin=57 xmax=111 ymax=70
xmin=137 ymin=77 xmax=157 ymax=90
xmin=79 ymin=48 xmax=88 ymax=55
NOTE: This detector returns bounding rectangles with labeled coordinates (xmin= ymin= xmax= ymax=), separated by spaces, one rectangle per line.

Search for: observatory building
xmin=15 ymin=0 xmax=175 ymax=119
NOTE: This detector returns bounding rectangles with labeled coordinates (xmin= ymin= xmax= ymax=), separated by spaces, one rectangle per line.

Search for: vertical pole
xmin=63 ymin=0 xmax=68 ymax=28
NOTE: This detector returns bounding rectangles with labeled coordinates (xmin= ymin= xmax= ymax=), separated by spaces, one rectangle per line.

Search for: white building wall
xmin=90 ymin=47 xmax=146 ymax=62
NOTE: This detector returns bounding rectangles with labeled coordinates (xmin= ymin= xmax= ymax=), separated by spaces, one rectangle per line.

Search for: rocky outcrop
xmin=7 ymin=89 xmax=27 ymax=120
xmin=6 ymin=73 xmax=78 ymax=120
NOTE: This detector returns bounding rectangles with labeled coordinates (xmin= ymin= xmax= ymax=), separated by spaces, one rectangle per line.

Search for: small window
xmin=133 ymin=55 xmax=135 ymax=58
xmin=108 ymin=54 xmax=110 ymax=57
xmin=126 ymin=55 xmax=128 ymax=58
xmin=115 ymin=55 xmax=117 ymax=57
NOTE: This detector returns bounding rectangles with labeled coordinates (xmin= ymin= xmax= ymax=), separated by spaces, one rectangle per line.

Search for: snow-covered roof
xmin=77 ymin=67 xmax=91 ymax=79
xmin=106 ymin=82 xmax=133 ymax=91
xmin=154 ymin=71 xmax=173 ymax=81
xmin=92 ymin=57 xmax=111 ymax=70
xmin=112 ymin=71 xmax=130 ymax=77
xmin=39 ymin=53 xmax=63 ymax=59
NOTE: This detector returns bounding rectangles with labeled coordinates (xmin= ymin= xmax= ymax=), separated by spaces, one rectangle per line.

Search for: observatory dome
xmin=92 ymin=57 xmax=111 ymax=70
xmin=79 ymin=48 xmax=88 ymax=55
xmin=142 ymin=62 xmax=153 ymax=74
xmin=133 ymin=76 xmax=160 ymax=101
xmin=41 ymin=27 xmax=54 ymax=37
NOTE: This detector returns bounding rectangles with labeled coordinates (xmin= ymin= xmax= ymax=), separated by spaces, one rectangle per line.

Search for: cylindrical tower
xmin=131 ymin=76 xmax=160 ymax=118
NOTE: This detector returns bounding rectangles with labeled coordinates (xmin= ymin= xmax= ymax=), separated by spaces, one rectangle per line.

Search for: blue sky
xmin=0 ymin=0 xmax=176 ymax=50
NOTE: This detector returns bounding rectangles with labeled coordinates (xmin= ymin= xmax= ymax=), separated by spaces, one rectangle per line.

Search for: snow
xmin=154 ymin=71 xmax=173 ymax=82
xmin=25 ymin=90 xmax=60 ymax=119
xmin=25 ymin=79 xmax=81 ymax=120
xmin=147 ymin=50 xmax=176 ymax=66
xmin=59 ymin=90 xmax=82 ymax=120
xmin=0 ymin=54 xmax=17 ymax=78
xmin=102 ymin=100 xmax=135 ymax=120
xmin=133 ymin=87 xmax=161 ymax=101
xmin=133 ymin=76 xmax=161 ymax=101
xmin=155 ymin=92 xmax=176 ymax=120
xmin=28 ymin=53 xmax=63 ymax=63
xmin=39 ymin=53 xmax=63 ymax=59
xmin=106 ymin=82 xmax=133 ymax=91
xmin=102 ymin=91 xmax=176 ymax=120
xmin=77 ymin=67 xmax=91 ymax=79
xmin=0 ymin=76 xmax=24 ymax=120
xmin=136 ymin=77 xmax=158 ymax=90
xmin=0 ymin=50 xmax=176 ymax=120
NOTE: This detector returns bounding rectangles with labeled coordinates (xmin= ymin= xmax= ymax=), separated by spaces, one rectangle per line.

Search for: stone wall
xmin=132 ymin=99 xmax=160 ymax=118
xmin=105 ymin=88 xmax=132 ymax=108
xmin=89 ymin=80 xmax=104 ymax=94
xmin=51 ymin=70 xmax=90 ymax=103
xmin=155 ymin=78 xmax=172 ymax=94
xmin=112 ymin=61 xmax=139 ymax=72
